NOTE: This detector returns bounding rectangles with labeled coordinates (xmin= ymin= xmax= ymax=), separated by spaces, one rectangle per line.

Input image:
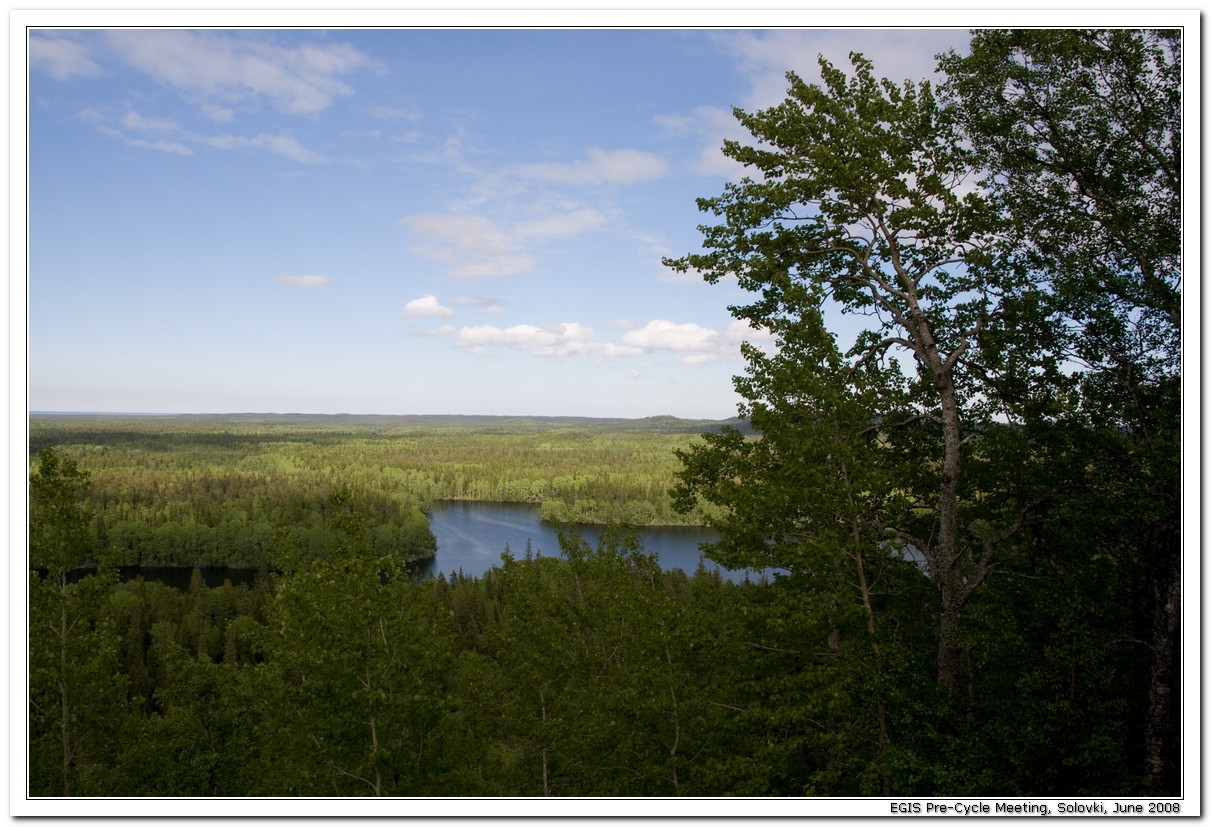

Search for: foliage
xmin=28 ymin=449 xmax=128 ymax=796
xmin=940 ymin=27 xmax=1182 ymax=793
xmin=264 ymin=508 xmax=453 ymax=796
xmin=29 ymin=447 xmax=93 ymax=573
xmin=27 ymin=518 xmax=1168 ymax=797
xmin=665 ymin=50 xmax=1031 ymax=691
xmin=667 ymin=29 xmax=1181 ymax=791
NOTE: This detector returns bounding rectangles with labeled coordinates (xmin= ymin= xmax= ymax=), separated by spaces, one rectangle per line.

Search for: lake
xmin=72 ymin=501 xmax=767 ymax=589
xmin=414 ymin=500 xmax=764 ymax=583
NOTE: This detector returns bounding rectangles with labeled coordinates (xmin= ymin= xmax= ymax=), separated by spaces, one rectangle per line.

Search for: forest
xmin=27 ymin=412 xmax=726 ymax=574
xmin=27 ymin=28 xmax=1184 ymax=800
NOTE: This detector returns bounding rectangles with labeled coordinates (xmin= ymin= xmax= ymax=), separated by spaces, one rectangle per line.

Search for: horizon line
xmin=28 ymin=410 xmax=744 ymax=422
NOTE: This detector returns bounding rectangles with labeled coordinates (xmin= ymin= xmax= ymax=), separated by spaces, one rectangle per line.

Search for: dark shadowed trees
xmin=941 ymin=28 xmax=1182 ymax=792
xmin=668 ymin=28 xmax=1182 ymax=792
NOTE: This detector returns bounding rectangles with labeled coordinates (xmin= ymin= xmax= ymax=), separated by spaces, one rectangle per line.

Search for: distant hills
xmin=29 ymin=411 xmax=754 ymax=436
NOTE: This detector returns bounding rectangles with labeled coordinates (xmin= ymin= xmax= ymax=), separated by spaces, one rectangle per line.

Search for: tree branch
xmin=942 ymin=312 xmax=987 ymax=373
xmin=858 ymin=411 xmax=940 ymax=436
xmin=847 ymin=335 xmax=914 ymax=379
xmin=330 ymin=762 xmax=381 ymax=796
xmin=963 ymin=492 xmax=1055 ymax=604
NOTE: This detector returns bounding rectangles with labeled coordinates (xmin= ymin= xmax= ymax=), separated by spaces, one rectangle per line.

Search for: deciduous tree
xmin=666 ymin=53 xmax=1022 ymax=691
xmin=28 ymin=448 xmax=126 ymax=795
xmin=940 ymin=28 xmax=1182 ymax=791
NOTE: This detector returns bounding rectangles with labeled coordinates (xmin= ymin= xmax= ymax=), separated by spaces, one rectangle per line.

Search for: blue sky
xmin=25 ymin=24 xmax=974 ymax=418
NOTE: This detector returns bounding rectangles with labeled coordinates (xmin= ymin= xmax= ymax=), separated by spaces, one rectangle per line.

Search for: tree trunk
xmin=841 ymin=456 xmax=893 ymax=794
xmin=854 ymin=545 xmax=892 ymax=795
xmin=664 ymin=644 xmax=682 ymax=794
xmin=936 ymin=586 xmax=965 ymax=692
xmin=540 ymin=690 xmax=550 ymax=797
xmin=1144 ymin=552 xmax=1180 ymax=790
xmin=57 ymin=575 xmax=72 ymax=797
xmin=930 ymin=348 xmax=967 ymax=691
xmin=900 ymin=294 xmax=967 ymax=691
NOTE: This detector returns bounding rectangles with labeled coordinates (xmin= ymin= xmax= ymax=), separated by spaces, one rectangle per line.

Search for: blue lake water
xmin=415 ymin=500 xmax=764 ymax=583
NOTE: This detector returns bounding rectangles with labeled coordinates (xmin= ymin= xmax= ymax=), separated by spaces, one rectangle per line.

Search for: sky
xmin=24 ymin=23 xmax=978 ymax=419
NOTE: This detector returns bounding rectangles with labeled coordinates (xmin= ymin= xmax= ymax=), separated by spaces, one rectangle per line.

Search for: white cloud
xmin=659 ymin=260 xmax=709 ymax=285
xmin=403 ymin=295 xmax=455 ymax=318
xmin=453 ymin=296 xmax=505 ymax=314
xmin=456 ymin=322 xmax=644 ymax=360
xmin=450 ymin=258 xmax=535 ymax=279
xmin=403 ymin=213 xmax=533 ymax=279
xmin=598 ymin=342 xmax=648 ymax=358
xmin=693 ymin=139 xmax=749 ymax=179
xmin=201 ymin=103 xmax=235 ymax=123
xmin=629 ymin=231 xmax=712 ymax=285
xmin=660 ymin=31 xmax=970 ymax=182
xmin=404 ymin=214 xmax=514 ymax=255
xmin=410 ymin=323 xmax=455 ymax=339
xmin=29 ymin=34 xmax=101 ymax=80
xmin=655 ymin=105 xmax=748 ymax=178
xmin=127 ymin=138 xmax=193 ymax=156
xmin=121 ymin=110 xmax=178 ymax=132
xmin=720 ymin=29 xmax=967 ymax=111
xmin=398 ymin=142 xmax=660 ymax=282
xmin=84 ymin=105 xmax=325 ymax=164
xmin=371 ymin=103 xmax=423 ymax=122
xmin=622 ymin=320 xmax=720 ymax=353
xmin=402 ymin=207 xmax=608 ymax=280
xmin=103 ymin=30 xmax=375 ymax=115
xmin=456 ymin=322 xmax=593 ymax=358
xmin=621 ymin=318 xmax=774 ymax=365
xmin=511 ymin=148 xmax=669 ymax=187
xmin=275 ymin=274 xmax=332 ymax=288
xmin=725 ymin=319 xmax=774 ymax=346
xmin=443 ymin=315 xmax=771 ymax=366
xmin=203 ymin=133 xmax=327 ymax=164
xmin=516 ymin=208 xmax=609 ymax=241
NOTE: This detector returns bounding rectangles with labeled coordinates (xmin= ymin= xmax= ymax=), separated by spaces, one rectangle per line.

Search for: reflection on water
xmin=420 ymin=500 xmax=769 ymax=583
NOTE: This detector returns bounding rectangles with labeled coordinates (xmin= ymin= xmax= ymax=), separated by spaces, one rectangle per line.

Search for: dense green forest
xmin=28 ymin=413 xmax=728 ymax=571
xmin=27 ymin=28 xmax=1183 ymax=800
xmin=24 ymin=440 xmax=1176 ymax=797
xmin=27 ymin=475 xmax=927 ymax=797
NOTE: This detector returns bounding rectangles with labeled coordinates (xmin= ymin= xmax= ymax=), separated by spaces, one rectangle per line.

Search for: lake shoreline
xmin=426 ymin=497 xmax=710 ymax=530
xmin=421 ymin=500 xmax=767 ymax=583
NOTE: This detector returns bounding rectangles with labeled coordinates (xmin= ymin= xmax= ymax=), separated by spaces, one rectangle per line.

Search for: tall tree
xmin=666 ymin=53 xmax=1025 ymax=691
xmin=940 ymin=28 xmax=1183 ymax=791
xmin=29 ymin=447 xmax=91 ymax=575
xmin=28 ymin=448 xmax=126 ymax=795
xmin=669 ymin=29 xmax=1183 ymax=792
